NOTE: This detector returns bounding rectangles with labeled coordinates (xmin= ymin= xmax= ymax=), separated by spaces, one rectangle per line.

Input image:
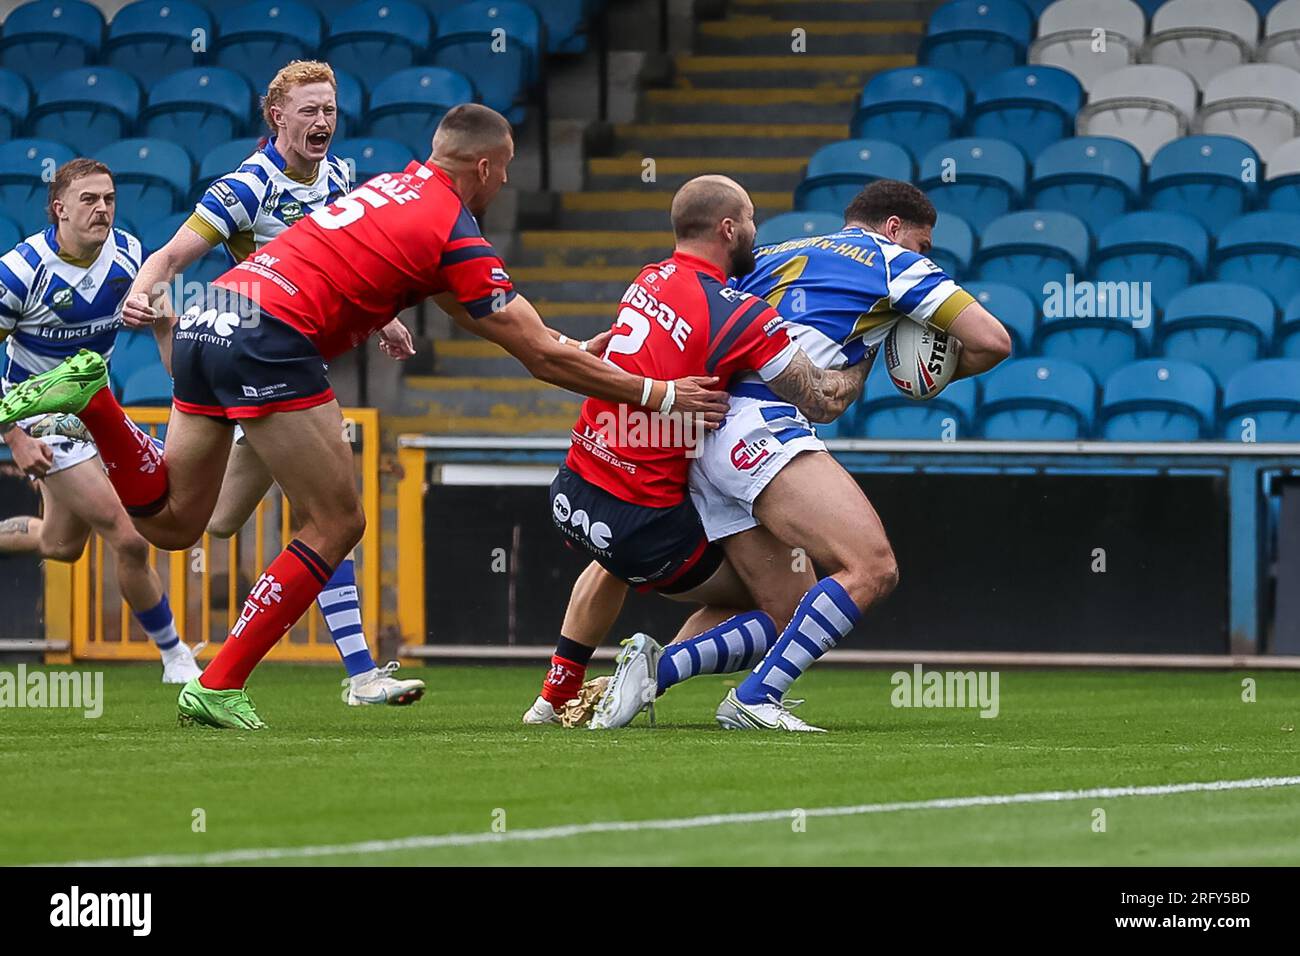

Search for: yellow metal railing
xmin=48 ymin=407 xmax=381 ymax=664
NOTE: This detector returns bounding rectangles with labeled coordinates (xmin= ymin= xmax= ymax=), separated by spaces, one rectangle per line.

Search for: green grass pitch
xmin=2 ymin=664 xmax=1298 ymax=866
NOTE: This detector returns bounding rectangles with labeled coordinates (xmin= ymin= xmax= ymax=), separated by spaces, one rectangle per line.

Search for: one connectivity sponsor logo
xmin=49 ymin=886 xmax=151 ymax=936
xmin=1042 ymin=274 xmax=1153 ymax=329
xmin=890 ymin=663 xmax=999 ymax=718
xmin=0 ymin=665 xmax=103 ymax=718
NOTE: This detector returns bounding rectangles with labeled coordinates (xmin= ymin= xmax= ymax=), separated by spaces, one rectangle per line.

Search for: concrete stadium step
xmin=610 ymin=121 xmax=847 ymax=158
xmin=727 ymin=0 xmax=942 ymax=21
xmin=585 ymin=156 xmax=808 ymax=193
xmin=554 ymin=186 xmax=792 ymax=229
xmin=693 ymin=17 xmax=922 ymax=56
xmin=515 ymin=229 xmax=674 ymax=267
xmin=429 ymin=339 xmax=524 ymax=377
xmin=395 ymin=376 xmax=581 ymax=435
xmin=641 ymin=86 xmax=857 ymax=125
xmin=531 ymin=300 xmax=619 ymax=339
xmin=672 ymin=53 xmax=914 ymax=89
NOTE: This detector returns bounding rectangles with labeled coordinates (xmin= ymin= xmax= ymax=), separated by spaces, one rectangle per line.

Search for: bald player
xmin=525 ymin=174 xmax=873 ymax=728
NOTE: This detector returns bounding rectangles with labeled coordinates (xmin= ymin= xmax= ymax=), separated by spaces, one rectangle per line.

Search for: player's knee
xmin=842 ymin=542 xmax=899 ymax=609
xmin=40 ymin=538 xmax=85 ymax=563
xmin=204 ymin=513 xmax=239 ymax=539
xmin=111 ymin=532 xmax=151 ymax=568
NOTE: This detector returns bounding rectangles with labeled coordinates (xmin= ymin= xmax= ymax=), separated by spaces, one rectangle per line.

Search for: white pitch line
xmin=36 ymin=775 xmax=1300 ymax=867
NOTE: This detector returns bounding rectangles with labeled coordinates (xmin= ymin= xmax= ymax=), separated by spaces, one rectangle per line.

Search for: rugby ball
xmin=883 ymin=320 xmax=961 ymax=400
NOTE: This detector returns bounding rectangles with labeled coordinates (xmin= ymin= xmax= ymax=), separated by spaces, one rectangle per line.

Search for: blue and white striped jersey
xmin=186 ymin=138 xmax=352 ymax=265
xmin=732 ymin=226 xmax=974 ymax=378
xmin=0 ymin=227 xmax=144 ymax=388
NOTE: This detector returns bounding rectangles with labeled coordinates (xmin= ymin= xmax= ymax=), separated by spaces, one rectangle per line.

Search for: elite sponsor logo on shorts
xmin=730 ymin=436 xmax=772 ymax=471
xmin=552 ymin=492 xmax=613 ymax=553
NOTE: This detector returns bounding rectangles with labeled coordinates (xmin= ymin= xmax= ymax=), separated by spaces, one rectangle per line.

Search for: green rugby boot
xmin=177 ymin=679 xmax=267 ymax=730
xmin=0 ymin=349 xmax=108 ymax=427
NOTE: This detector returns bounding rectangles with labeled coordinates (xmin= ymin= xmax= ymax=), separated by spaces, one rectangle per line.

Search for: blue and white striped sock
xmin=737 ymin=577 xmax=860 ymax=705
xmin=656 ymin=611 xmax=777 ymax=694
xmin=134 ymin=595 xmax=179 ymax=652
xmin=316 ymin=558 xmax=376 ymax=678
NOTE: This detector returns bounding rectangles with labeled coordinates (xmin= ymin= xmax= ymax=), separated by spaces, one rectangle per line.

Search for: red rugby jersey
xmin=212 ymin=161 xmax=514 ymax=360
xmin=567 ymin=250 xmax=797 ymax=507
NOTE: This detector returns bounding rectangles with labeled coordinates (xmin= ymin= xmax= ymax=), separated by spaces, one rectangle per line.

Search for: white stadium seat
xmin=1266 ymin=137 xmax=1300 ymax=179
xmin=1076 ymin=65 xmax=1197 ymax=161
xmin=1030 ymin=0 xmax=1145 ymax=90
xmin=1146 ymin=0 xmax=1258 ymax=89
xmin=1197 ymin=63 xmax=1300 ymax=163
xmin=1260 ymin=0 xmax=1300 ymax=71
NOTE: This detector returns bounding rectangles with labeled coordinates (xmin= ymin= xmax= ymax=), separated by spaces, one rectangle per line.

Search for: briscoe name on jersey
xmin=733 ymin=225 xmax=974 ymax=378
xmin=186 ymin=138 xmax=352 ymax=264
xmin=0 ymin=227 xmax=142 ymax=388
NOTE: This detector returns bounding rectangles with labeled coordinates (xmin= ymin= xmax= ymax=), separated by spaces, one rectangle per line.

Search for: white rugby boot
xmin=160 ymin=641 xmax=204 ymax=684
xmin=342 ymin=661 xmax=426 ymax=706
xmin=522 ymin=696 xmax=561 ymax=725
xmin=715 ymin=688 xmax=826 ymax=733
xmin=589 ymin=633 xmax=662 ymax=730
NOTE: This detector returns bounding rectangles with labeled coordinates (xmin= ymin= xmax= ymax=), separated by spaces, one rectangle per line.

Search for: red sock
xmin=79 ymin=388 xmax=169 ymax=515
xmin=201 ymin=540 xmax=335 ymax=690
xmin=540 ymin=655 xmax=587 ymax=707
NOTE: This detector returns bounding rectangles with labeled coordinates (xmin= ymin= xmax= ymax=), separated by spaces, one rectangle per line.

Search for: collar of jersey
xmin=408 ymin=160 xmax=456 ymax=191
xmin=671 ymin=249 xmax=724 ymax=282
xmin=39 ymin=227 xmax=116 ymax=296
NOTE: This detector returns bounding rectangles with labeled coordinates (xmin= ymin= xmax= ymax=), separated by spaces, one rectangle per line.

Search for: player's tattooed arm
xmin=767 ymin=349 xmax=870 ymax=424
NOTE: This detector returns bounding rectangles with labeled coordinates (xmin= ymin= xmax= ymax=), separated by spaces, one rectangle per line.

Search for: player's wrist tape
xmin=558 ymin=334 xmax=569 ymax=346
xmin=659 ymin=380 xmax=676 ymax=415
xmin=640 ymin=377 xmax=654 ymax=407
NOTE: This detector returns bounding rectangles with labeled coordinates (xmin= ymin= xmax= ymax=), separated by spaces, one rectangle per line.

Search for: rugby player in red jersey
xmin=0 ymin=104 xmax=729 ymax=730
xmin=523 ymin=175 xmax=872 ymax=729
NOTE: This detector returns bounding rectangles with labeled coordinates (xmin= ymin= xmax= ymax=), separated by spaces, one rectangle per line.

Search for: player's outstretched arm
xmin=943 ymin=301 xmax=1011 ymax=381
xmin=124 ymin=226 xmax=214 ymax=329
xmin=767 ymin=349 xmax=871 ymax=424
xmin=437 ymin=292 xmax=729 ymax=425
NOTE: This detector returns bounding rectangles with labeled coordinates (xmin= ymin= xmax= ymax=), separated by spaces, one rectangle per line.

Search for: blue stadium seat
xmin=333 ymin=137 xmax=415 ymax=183
xmin=861 ymin=367 xmax=978 ymax=440
xmin=120 ymin=363 xmax=172 ymax=406
xmin=137 ymin=211 xmax=187 ymax=255
xmin=1279 ymin=290 xmax=1300 ymax=358
xmin=929 ymin=211 xmax=973 ymax=278
xmin=919 ymin=0 xmax=1033 ymax=89
xmin=1157 ymin=282 xmax=1276 ymax=386
xmin=0 ymin=212 xmax=20 ymax=250
xmin=1028 ymin=136 xmax=1143 ymax=236
xmin=431 ymin=1 xmax=541 ymax=124
xmin=0 ymin=139 xmax=77 ymax=234
xmin=142 ymin=68 xmax=253 ymax=161
xmin=192 ymin=138 xmax=260 ymax=202
xmin=1038 ymin=308 xmax=1142 ymax=384
xmin=1146 ymin=136 xmax=1261 ymax=234
xmin=27 ymin=67 xmax=141 ymax=155
xmin=0 ymin=69 xmax=31 ymax=142
xmin=1100 ymin=359 xmax=1219 ymax=441
xmin=536 ymin=0 xmax=589 ymax=54
xmin=919 ymin=138 xmax=1026 ymax=231
xmin=108 ymin=327 xmax=161 ymax=395
xmin=850 ymin=67 xmax=967 ymax=165
xmin=332 ymin=68 xmax=364 ymax=140
xmin=322 ymin=1 xmax=432 ymax=91
xmin=367 ymin=67 xmax=475 ymax=158
xmin=1213 ymin=211 xmax=1300 ymax=309
xmin=794 ymin=139 xmax=914 ymax=214
xmin=963 ymin=281 xmax=1037 ymax=355
xmin=967 ymin=66 xmax=1083 ymax=162
xmin=977 ymin=358 xmax=1097 ymax=439
xmin=1093 ymin=212 xmax=1208 ymax=317
xmin=104 ymin=1 xmax=211 ymax=87
xmin=0 ymin=0 xmax=103 ymax=85
xmin=1220 ymin=360 xmax=1300 ymax=440
xmin=214 ymin=1 xmax=323 ymax=91
xmin=94 ymin=139 xmax=192 ymax=224
xmin=754 ymin=211 xmax=843 ymax=246
xmin=973 ymin=210 xmax=1091 ymax=297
